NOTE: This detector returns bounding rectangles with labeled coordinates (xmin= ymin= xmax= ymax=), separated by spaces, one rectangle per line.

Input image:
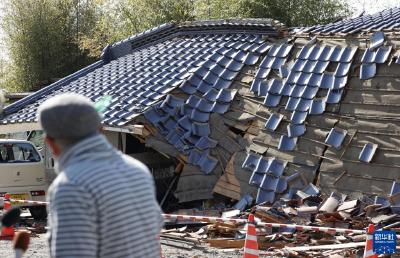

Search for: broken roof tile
xmin=258 ymin=81 xmax=269 ymax=97
xmin=216 ymin=88 xmax=237 ymax=102
xmin=287 ymin=123 xmax=306 ymax=137
xmin=374 ymin=45 xmax=392 ymax=63
xmin=359 ymin=142 xmax=378 ymax=163
xmin=242 ymin=152 xmax=261 ymax=171
xmin=162 ymin=94 xmax=185 ymax=108
xmin=212 ymin=101 xmax=230 ymax=114
xmin=326 ymin=89 xmax=343 ymax=104
xmin=325 ymin=127 xmax=347 ymax=149
xmin=214 ymin=77 xmax=232 ymax=90
xmin=308 ymin=45 xmax=323 ymax=60
xmin=196 ymin=98 xmax=214 ymax=112
xmin=286 ymin=71 xmax=301 ymax=84
xmin=143 ymin=107 xmax=163 ymax=124
xmin=255 ymin=157 xmax=271 ymax=173
xmin=370 ymin=31 xmax=385 ymax=50
xmin=203 ymin=88 xmax=219 ymax=102
xmin=177 ymin=115 xmax=192 ymax=131
xmin=318 ymin=46 xmax=332 ymax=61
xmin=249 ymin=171 xmax=264 ymax=187
xmin=309 ymin=98 xmax=326 ymax=115
xmin=188 ymin=149 xmax=203 ymax=165
xmin=291 ymin=110 xmax=308 ymax=124
xmin=191 ymin=122 xmax=210 ymax=136
xmin=296 ymin=72 xmax=312 ymax=85
xmin=297 ymin=45 xmax=313 ymax=59
xmin=320 ymin=72 xmax=334 ymax=89
xmin=312 ymin=60 xmax=329 ymax=74
xmin=308 ymin=73 xmax=322 ymax=87
xmin=329 ymin=46 xmax=343 ymax=62
xmin=265 ymin=113 xmax=284 ymax=131
xmin=243 ymin=52 xmax=260 ymax=65
xmin=360 ymin=63 xmax=377 ymax=80
xmin=255 ymin=42 xmax=271 ymax=54
xmin=290 ymin=85 xmax=306 ymax=98
xmin=279 ymin=65 xmax=290 ymax=78
xmin=198 ymin=152 xmax=219 ymax=174
xmin=195 ymin=136 xmax=218 ymax=150
xmin=390 ymin=181 xmax=400 ymax=195
xmin=256 ymin=188 xmax=275 ymax=204
xmin=260 ymin=174 xmax=280 ymax=191
xmin=268 ymin=79 xmax=284 ymax=94
xmin=271 ymin=57 xmax=286 ymax=69
xmin=278 ymin=135 xmax=297 ymax=151
xmin=255 ymin=67 xmax=271 ymax=79
xmin=263 ymin=93 xmax=282 ymax=107
xmin=276 ymin=178 xmax=288 ymax=193
xmin=281 ymin=81 xmax=294 ymax=96
xmin=294 ymin=98 xmax=312 ymax=112
xmin=190 ymin=109 xmax=210 ymax=122
xmin=302 ymin=183 xmax=320 ymax=196
xmin=334 ymin=62 xmax=351 ymax=77
xmin=259 ymin=55 xmax=275 ymax=69
xmin=286 ymin=97 xmax=300 ymax=111
xmin=292 ymin=59 xmax=306 ymax=72
xmin=301 ymin=86 xmax=319 ymax=99
xmin=267 ymin=158 xmax=287 ymax=177
xmin=180 ymin=81 xmax=197 ymax=94
xmin=361 ymin=48 xmax=376 ymax=63
xmin=226 ymin=59 xmax=244 ymax=72
xmin=220 ymin=69 xmax=238 ymax=81
xmin=250 ymin=78 xmax=262 ymax=93
xmin=339 ymin=46 xmax=358 ymax=62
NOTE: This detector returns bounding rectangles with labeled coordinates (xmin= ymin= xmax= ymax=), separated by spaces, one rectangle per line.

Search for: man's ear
xmin=45 ymin=135 xmax=61 ymax=157
xmin=99 ymin=126 xmax=104 ymax=134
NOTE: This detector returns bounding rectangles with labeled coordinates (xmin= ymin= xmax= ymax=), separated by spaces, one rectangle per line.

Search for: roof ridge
xmin=295 ymin=6 xmax=400 ymax=35
xmin=102 ymin=18 xmax=286 ymax=62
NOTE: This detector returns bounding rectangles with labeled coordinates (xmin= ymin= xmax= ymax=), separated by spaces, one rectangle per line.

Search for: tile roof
xmin=2 ymin=19 xmax=281 ymax=126
xmin=297 ymin=7 xmax=400 ymax=35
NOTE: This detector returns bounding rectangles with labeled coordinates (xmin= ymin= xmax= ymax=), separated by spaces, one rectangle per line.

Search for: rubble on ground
xmin=161 ymin=187 xmax=400 ymax=257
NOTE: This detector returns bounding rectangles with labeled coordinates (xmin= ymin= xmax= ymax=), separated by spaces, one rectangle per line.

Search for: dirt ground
xmin=0 ymin=233 xmax=245 ymax=258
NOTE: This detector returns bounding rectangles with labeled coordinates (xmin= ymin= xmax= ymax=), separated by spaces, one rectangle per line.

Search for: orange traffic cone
xmin=363 ymin=224 xmax=377 ymax=258
xmin=1 ymin=193 xmax=15 ymax=240
xmin=243 ymin=214 xmax=259 ymax=258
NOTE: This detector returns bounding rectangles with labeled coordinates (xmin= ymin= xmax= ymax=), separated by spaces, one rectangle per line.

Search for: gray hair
xmin=37 ymin=93 xmax=102 ymax=147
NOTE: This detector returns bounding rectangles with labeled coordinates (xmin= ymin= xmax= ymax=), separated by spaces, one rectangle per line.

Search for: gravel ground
xmin=0 ymin=233 xmax=244 ymax=258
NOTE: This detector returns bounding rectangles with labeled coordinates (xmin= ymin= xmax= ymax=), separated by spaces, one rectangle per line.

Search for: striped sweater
xmin=47 ymin=134 xmax=163 ymax=258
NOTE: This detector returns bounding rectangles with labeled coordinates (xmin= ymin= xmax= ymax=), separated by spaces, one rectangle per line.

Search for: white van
xmin=0 ymin=139 xmax=48 ymax=220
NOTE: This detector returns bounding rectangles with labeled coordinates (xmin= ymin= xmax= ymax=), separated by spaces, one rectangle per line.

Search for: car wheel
xmin=29 ymin=206 xmax=47 ymax=220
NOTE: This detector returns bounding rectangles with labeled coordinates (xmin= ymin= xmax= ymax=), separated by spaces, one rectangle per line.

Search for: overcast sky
xmin=0 ymin=0 xmax=400 ymax=60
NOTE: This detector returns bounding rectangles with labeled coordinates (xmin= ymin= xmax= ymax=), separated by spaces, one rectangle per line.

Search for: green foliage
xmin=194 ymin=0 xmax=246 ymax=19
xmin=240 ymin=0 xmax=350 ymax=27
xmin=1 ymin=0 xmax=97 ymax=91
xmin=0 ymin=0 xmax=351 ymax=92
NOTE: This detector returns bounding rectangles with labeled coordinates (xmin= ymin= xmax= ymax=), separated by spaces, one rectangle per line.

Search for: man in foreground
xmin=38 ymin=93 xmax=163 ymax=258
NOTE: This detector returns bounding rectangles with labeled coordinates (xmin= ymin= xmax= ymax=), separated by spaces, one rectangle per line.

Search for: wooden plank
xmin=207 ymin=239 xmax=244 ymax=248
xmin=213 ymin=185 xmax=242 ymax=200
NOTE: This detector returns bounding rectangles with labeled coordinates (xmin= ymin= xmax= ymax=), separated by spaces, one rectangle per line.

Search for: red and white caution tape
xmin=256 ymin=221 xmax=365 ymax=235
xmin=8 ymin=199 xmax=49 ymax=205
xmin=163 ymin=213 xmax=246 ymax=224
xmin=162 ymin=213 xmax=365 ymax=235
xmin=1 ymin=199 xmax=394 ymax=238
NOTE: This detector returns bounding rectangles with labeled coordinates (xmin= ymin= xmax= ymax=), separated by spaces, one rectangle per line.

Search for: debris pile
xmin=162 ymin=187 xmax=400 ymax=256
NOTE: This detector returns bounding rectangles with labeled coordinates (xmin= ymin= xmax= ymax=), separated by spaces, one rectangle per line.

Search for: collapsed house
xmin=0 ymin=8 xmax=400 ymax=212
